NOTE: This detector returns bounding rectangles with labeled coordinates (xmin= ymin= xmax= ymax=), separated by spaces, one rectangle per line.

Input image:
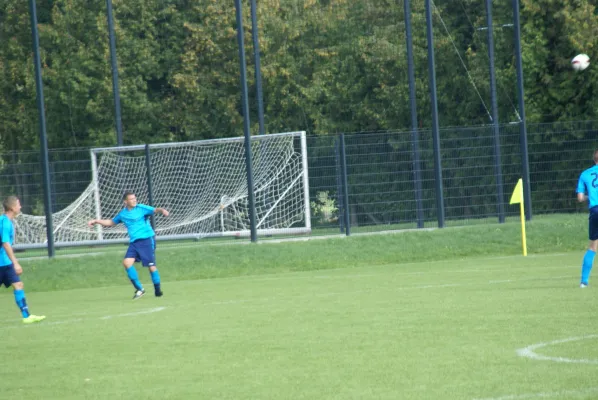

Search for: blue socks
xmin=581 ymin=249 xmax=596 ymax=285
xmin=126 ymin=267 xmax=162 ymax=294
xmin=150 ymin=270 xmax=161 ymax=293
xmin=126 ymin=267 xmax=143 ymax=291
xmin=14 ymin=289 xmax=30 ymax=318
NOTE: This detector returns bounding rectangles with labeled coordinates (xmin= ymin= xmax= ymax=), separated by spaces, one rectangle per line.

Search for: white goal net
xmin=14 ymin=131 xmax=310 ymax=247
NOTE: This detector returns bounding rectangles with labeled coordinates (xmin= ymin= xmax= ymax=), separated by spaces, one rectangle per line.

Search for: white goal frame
xmin=12 ymin=131 xmax=311 ymax=249
xmin=89 ymin=131 xmax=311 ymax=243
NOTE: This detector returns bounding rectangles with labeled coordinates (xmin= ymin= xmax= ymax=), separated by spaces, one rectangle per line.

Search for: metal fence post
xmin=28 ymin=0 xmax=55 ymax=257
xmin=425 ymin=0 xmax=445 ymax=228
xmin=340 ymin=134 xmax=351 ymax=236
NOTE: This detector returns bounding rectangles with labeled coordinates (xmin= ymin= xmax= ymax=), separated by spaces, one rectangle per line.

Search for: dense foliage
xmin=1 ymin=0 xmax=597 ymax=152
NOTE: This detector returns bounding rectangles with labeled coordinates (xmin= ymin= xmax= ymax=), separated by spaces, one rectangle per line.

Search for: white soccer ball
xmin=572 ymin=54 xmax=590 ymax=71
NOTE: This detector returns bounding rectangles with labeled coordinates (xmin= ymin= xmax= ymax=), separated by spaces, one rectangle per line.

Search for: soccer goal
xmin=15 ymin=131 xmax=311 ymax=248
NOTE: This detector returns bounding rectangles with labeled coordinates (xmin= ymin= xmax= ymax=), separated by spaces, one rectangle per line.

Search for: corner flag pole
xmin=510 ymin=178 xmax=527 ymax=256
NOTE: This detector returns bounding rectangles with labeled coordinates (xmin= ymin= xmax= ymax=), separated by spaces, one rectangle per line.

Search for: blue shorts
xmin=125 ymin=237 xmax=156 ymax=267
xmin=589 ymin=207 xmax=598 ymax=240
xmin=0 ymin=264 xmax=20 ymax=288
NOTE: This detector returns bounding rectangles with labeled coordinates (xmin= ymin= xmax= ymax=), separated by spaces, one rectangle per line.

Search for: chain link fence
xmin=0 ymin=120 xmax=593 ymax=248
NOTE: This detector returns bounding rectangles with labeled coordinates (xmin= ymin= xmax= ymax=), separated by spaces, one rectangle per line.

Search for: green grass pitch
xmin=1 ymin=215 xmax=597 ymax=399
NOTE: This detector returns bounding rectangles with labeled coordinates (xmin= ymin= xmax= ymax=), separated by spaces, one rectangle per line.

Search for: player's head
xmin=122 ymin=191 xmax=137 ymax=208
xmin=3 ymin=196 xmax=21 ymax=215
xmin=593 ymin=149 xmax=598 ymax=164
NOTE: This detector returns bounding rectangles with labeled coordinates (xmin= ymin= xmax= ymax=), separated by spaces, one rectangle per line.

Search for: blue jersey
xmin=577 ymin=165 xmax=598 ymax=209
xmin=113 ymin=204 xmax=155 ymax=242
xmin=0 ymin=215 xmax=15 ymax=266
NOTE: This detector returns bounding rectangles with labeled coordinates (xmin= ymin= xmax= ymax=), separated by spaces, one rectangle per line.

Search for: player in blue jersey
xmin=88 ymin=191 xmax=169 ymax=299
xmin=576 ymin=150 xmax=598 ymax=287
xmin=0 ymin=196 xmax=46 ymax=323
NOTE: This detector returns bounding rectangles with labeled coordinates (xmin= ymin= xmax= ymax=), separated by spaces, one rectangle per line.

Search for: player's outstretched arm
xmin=154 ymin=207 xmax=169 ymax=217
xmin=88 ymin=219 xmax=116 ymax=228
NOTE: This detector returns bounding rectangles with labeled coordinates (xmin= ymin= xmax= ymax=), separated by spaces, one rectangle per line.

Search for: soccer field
xmin=1 ymin=251 xmax=595 ymax=399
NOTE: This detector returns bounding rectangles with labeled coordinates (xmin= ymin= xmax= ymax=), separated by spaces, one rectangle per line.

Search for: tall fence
xmin=308 ymin=121 xmax=592 ymax=233
xmin=0 ymin=120 xmax=592 ymax=248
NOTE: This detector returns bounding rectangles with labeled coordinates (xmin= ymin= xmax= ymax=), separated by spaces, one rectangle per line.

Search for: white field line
xmin=516 ymin=335 xmax=598 ymax=365
xmin=9 ymin=260 xmax=576 ymax=308
xmin=474 ymin=338 xmax=598 ymax=399
xmin=2 ymin=272 xmax=577 ymax=326
xmin=0 ymin=307 xmax=166 ymax=330
xmin=192 ymin=264 xmax=579 ymax=285
xmin=473 ymin=386 xmax=598 ymax=400
xmin=197 ymin=274 xmax=577 ymax=307
xmin=201 ymin=270 xmax=577 ymax=287
xmin=99 ymin=307 xmax=167 ymax=320
xmin=19 ymin=259 xmax=578 ymax=297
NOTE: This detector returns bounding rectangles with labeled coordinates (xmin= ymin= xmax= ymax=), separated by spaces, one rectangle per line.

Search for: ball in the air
xmin=572 ymin=54 xmax=590 ymax=71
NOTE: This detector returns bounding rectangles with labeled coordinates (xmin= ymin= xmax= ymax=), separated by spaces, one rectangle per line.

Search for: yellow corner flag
xmin=509 ymin=178 xmax=527 ymax=256
xmin=509 ymin=179 xmax=523 ymax=205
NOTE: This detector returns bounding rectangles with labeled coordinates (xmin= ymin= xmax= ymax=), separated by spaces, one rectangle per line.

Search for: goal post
xmin=90 ymin=150 xmax=103 ymax=241
xmin=14 ymin=131 xmax=311 ymax=248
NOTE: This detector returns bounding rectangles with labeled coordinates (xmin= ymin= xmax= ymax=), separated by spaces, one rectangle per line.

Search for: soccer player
xmin=88 ymin=191 xmax=169 ymax=299
xmin=0 ymin=196 xmax=46 ymax=323
xmin=576 ymin=149 xmax=598 ymax=287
